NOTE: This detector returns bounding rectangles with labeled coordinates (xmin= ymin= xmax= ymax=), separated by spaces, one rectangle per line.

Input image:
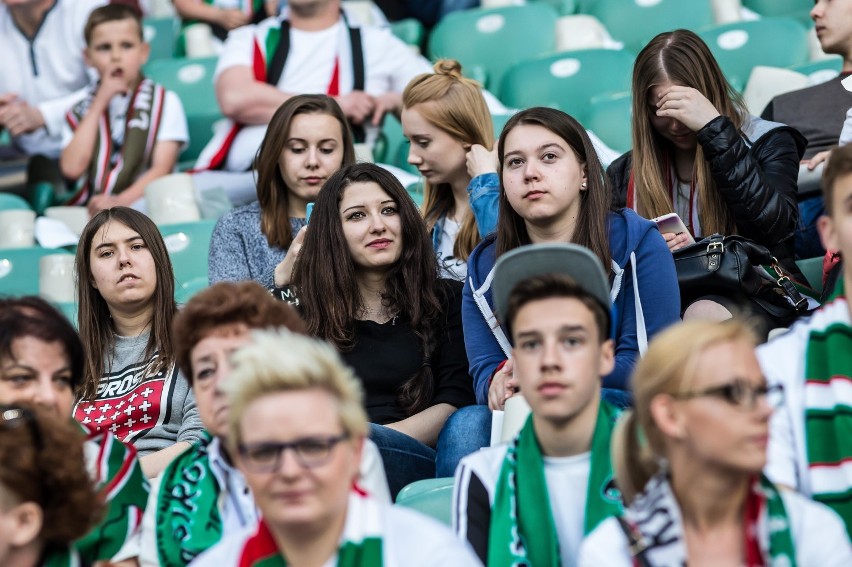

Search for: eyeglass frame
xmin=237 ymin=433 xmax=351 ymax=473
xmin=670 ymin=380 xmax=784 ymax=411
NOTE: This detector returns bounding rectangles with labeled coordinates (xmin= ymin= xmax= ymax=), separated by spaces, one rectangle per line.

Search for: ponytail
xmin=612 ymin=410 xmax=660 ymax=505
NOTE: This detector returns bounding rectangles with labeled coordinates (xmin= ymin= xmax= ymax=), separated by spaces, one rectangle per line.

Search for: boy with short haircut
xmin=453 ymin=243 xmax=622 ymax=566
xmin=60 ymin=3 xmax=188 ymax=215
xmin=758 ymin=142 xmax=852 ymax=537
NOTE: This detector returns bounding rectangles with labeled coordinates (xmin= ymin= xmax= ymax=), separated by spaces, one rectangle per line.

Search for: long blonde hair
xmin=631 ymin=29 xmax=747 ymax=236
xmin=402 ymin=59 xmax=494 ymax=261
xmin=612 ymin=319 xmax=758 ymax=503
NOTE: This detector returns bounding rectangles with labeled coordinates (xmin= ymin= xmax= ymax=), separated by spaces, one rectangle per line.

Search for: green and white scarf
xmin=156 ymin=433 xmax=223 ymax=567
xmin=803 ymin=285 xmax=852 ymax=537
xmin=64 ymin=77 xmax=165 ymax=205
xmin=488 ymin=400 xmax=622 ymax=566
xmin=41 ymin=547 xmax=82 ymax=567
xmin=237 ymin=490 xmax=383 ymax=566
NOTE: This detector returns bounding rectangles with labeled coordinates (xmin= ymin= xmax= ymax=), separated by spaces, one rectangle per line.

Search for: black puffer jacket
xmin=607 ymin=115 xmax=806 ymax=274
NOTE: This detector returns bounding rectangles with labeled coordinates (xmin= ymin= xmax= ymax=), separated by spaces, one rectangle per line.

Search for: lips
xmin=302 ymin=176 xmax=324 ymax=185
xmin=524 ymin=190 xmax=546 ymax=200
xmin=367 ymin=238 xmax=392 ymax=249
xmin=538 ymin=382 xmax=567 ymax=396
xmin=117 ymin=273 xmax=139 ymax=284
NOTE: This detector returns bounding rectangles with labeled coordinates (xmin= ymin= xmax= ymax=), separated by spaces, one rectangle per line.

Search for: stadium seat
xmin=175 ymin=276 xmax=209 ymax=304
xmin=0 ymin=193 xmax=32 ymax=211
xmin=389 ymin=18 xmax=425 ymax=50
xmin=143 ymin=16 xmax=178 ymax=61
xmin=143 ymin=57 xmax=222 ymax=163
xmin=742 ymin=0 xmax=813 ymax=23
xmin=587 ymin=0 xmax=715 ymax=54
xmin=406 ymin=181 xmax=424 ymax=208
xmin=555 ymin=14 xmax=610 ymax=52
xmin=796 ymin=256 xmax=824 ymax=294
xmin=55 ymin=302 xmax=78 ymax=328
xmin=585 ymin=91 xmax=632 ymax=155
xmin=531 ymin=0 xmax=579 ymax=16
xmin=0 ymin=247 xmax=72 ymax=297
xmin=159 ymin=219 xmax=216 ymax=288
xmin=499 ymin=49 xmax=634 ymax=124
xmin=742 ymin=66 xmax=809 ymax=116
xmin=698 ymin=18 xmax=810 ymax=92
xmin=395 ymin=477 xmax=454 ymax=526
xmin=789 ymin=57 xmax=842 ymax=84
xmin=428 ymin=4 xmax=558 ymax=91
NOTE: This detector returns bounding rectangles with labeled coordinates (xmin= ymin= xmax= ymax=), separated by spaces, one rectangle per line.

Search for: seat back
xmin=428 ymin=4 xmax=558 ymax=91
xmin=0 ymin=193 xmax=32 ymax=211
xmin=143 ymin=16 xmax=178 ymax=61
xmin=500 ymin=48 xmax=634 ymax=124
xmin=159 ymin=219 xmax=217 ymax=288
xmin=395 ymin=477 xmax=455 ymax=526
xmin=586 ymin=91 xmax=633 ymax=154
xmin=0 ymin=247 xmax=72 ymax=297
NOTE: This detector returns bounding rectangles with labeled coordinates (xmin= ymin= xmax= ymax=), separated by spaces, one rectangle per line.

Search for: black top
xmin=341 ymin=279 xmax=475 ymax=424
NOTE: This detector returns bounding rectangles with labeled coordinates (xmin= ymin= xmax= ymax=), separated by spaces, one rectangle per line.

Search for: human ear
xmin=649 ymin=393 xmax=687 ymax=442
xmin=817 ymin=214 xmax=838 ymax=252
xmin=597 ymin=338 xmax=615 ymax=376
xmin=8 ymin=501 xmax=42 ymax=548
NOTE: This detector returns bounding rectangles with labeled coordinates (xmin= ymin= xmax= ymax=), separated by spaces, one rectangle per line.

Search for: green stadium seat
xmin=586 ymin=91 xmax=632 ymax=155
xmin=159 ymin=219 xmax=216 ymax=288
xmin=0 ymin=193 xmax=32 ymax=211
xmin=389 ymin=18 xmax=425 ymax=49
xmin=406 ymin=181 xmax=424 ymax=208
xmin=499 ymin=49 xmax=634 ymax=124
xmin=0 ymin=247 xmax=72 ymax=297
xmin=428 ymin=4 xmax=558 ymax=91
xmin=588 ymin=0 xmax=715 ymax=54
xmin=395 ymin=477 xmax=454 ymax=526
xmin=743 ymin=0 xmax=812 ymax=23
xmin=55 ymin=302 xmax=78 ymax=328
xmin=175 ymin=276 xmax=209 ymax=304
xmin=796 ymin=256 xmax=824 ymax=294
xmin=530 ymin=0 xmax=578 ymax=16
xmin=789 ymin=57 xmax=843 ymax=82
xmin=143 ymin=16 xmax=178 ymax=61
xmin=698 ymin=18 xmax=810 ymax=92
xmin=144 ymin=57 xmax=222 ymax=163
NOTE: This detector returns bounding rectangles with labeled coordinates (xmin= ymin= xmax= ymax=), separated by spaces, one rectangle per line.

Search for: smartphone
xmin=652 ymin=212 xmax=695 ymax=245
xmin=305 ymin=202 xmax=314 ymax=225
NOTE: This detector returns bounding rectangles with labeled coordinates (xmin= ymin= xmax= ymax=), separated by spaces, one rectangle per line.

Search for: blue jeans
xmin=795 ymin=195 xmax=826 ymax=259
xmin=369 ymin=423 xmax=436 ymax=500
xmin=436 ymin=405 xmax=492 ymax=477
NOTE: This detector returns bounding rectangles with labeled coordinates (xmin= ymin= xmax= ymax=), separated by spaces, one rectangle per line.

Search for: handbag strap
xmin=616 ymin=516 xmax=652 ymax=567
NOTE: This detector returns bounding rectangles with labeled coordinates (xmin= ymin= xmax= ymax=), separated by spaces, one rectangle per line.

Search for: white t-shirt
xmin=436 ymin=217 xmax=468 ymax=281
xmin=207 ymin=15 xmax=432 ymax=171
xmin=0 ymin=0 xmax=106 ymax=157
xmin=453 ymin=443 xmax=591 ymax=567
xmin=578 ymin=489 xmax=852 ymax=567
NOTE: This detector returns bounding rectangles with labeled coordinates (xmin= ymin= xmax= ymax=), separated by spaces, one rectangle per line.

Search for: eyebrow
xmin=516 ymin=324 xmax=588 ymax=338
xmin=341 ymin=199 xmax=396 ymax=214
xmin=94 ymin=235 xmax=144 ymax=251
xmin=503 ymin=142 xmax=564 ymax=160
xmin=1 ymin=362 xmax=70 ymax=374
xmin=286 ymin=137 xmax=339 ymax=144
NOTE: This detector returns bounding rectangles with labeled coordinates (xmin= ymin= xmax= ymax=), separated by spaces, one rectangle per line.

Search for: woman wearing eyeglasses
xmin=191 ymin=329 xmax=480 ymax=566
xmin=0 ymin=404 xmax=101 ymax=567
xmin=579 ymin=320 xmax=851 ymax=566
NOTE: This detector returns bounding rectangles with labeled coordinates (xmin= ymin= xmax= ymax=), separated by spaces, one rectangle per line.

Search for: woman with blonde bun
xmin=578 ymin=320 xmax=851 ymax=566
xmin=402 ymin=59 xmax=499 ymax=281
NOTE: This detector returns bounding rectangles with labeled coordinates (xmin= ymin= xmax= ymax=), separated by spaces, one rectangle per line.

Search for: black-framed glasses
xmin=672 ymin=380 xmax=784 ymax=411
xmin=238 ymin=433 xmax=349 ymax=472
xmin=0 ymin=405 xmax=43 ymax=449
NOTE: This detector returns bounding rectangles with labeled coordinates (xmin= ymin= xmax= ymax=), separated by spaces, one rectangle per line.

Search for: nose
xmin=305 ymin=147 xmax=319 ymax=169
xmin=276 ymin=447 xmax=304 ymax=477
xmin=539 ymin=338 xmax=562 ymax=372
xmin=117 ymin=246 xmax=131 ymax=267
xmin=522 ymin=159 xmax=541 ymax=182
xmin=368 ymin=212 xmax=387 ymax=234
xmin=34 ymin=378 xmax=58 ymax=409
xmin=407 ymin=145 xmax=422 ymax=166
xmin=811 ymin=1 xmax=823 ymax=20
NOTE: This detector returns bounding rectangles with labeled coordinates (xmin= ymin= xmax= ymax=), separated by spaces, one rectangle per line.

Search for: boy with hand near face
xmin=60 ymin=3 xmax=188 ymax=215
xmin=453 ymin=243 xmax=622 ymax=567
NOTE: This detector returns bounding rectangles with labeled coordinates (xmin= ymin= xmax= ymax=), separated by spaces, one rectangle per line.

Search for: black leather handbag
xmin=673 ymin=234 xmax=809 ymax=319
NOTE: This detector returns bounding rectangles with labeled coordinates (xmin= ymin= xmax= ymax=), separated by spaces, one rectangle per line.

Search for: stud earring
xmin=581 ymin=181 xmax=587 ymax=190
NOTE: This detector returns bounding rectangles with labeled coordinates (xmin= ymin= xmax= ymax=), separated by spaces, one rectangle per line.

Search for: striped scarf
xmin=64 ymin=77 xmax=165 ymax=205
xmin=488 ymin=400 xmax=622 ymax=566
xmin=237 ymin=491 xmax=382 ymax=566
xmin=803 ymin=289 xmax=852 ymax=536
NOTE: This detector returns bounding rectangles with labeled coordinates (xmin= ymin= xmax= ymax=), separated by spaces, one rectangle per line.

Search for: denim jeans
xmin=369 ymin=423 xmax=436 ymax=500
xmin=795 ymin=195 xmax=826 ymax=259
xmin=436 ymin=405 xmax=492 ymax=477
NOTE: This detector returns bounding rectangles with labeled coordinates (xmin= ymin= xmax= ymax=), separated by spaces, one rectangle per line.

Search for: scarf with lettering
xmin=488 ymin=400 xmax=622 ymax=566
xmin=803 ymin=283 xmax=852 ymax=537
xmin=64 ymin=77 xmax=165 ymax=205
xmin=237 ymin=490 xmax=383 ymax=566
xmin=156 ymin=433 xmax=222 ymax=567
xmin=620 ymin=473 xmax=795 ymax=566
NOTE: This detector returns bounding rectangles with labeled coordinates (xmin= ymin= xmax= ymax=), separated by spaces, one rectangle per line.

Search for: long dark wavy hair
xmin=496 ymin=107 xmax=613 ymax=272
xmin=75 ymin=207 xmax=176 ymax=400
xmin=291 ymin=163 xmax=443 ymax=415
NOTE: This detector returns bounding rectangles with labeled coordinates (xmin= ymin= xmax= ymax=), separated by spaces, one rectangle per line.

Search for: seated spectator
xmin=464 ymin=107 xmax=680 ymax=408
xmin=0 ymin=0 xmax=104 ymax=160
xmin=209 ymin=94 xmax=355 ymax=288
xmin=0 ymin=296 xmax=148 ymax=566
xmin=60 ymin=3 xmax=188 ymax=216
xmin=401 ymin=59 xmax=498 ymax=281
xmin=282 ymin=163 xmax=476 ymax=496
xmin=758 ymin=143 xmax=852 ymax=537
xmin=0 ymin=404 xmax=103 ymax=566
xmin=579 ymin=320 xmax=851 ymax=565
xmin=608 ymin=30 xmax=806 ymax=328
xmin=191 ymin=329 xmax=481 ymax=566
xmin=454 ymin=243 xmax=623 ymax=565
xmin=140 ymin=281 xmax=390 ymax=567
xmin=73 ymin=207 xmax=204 ymax=478
xmin=172 ymin=0 xmax=277 ymax=53
xmin=763 ymin=0 xmax=852 ymax=259
xmin=191 ymin=0 xmax=431 ymax=203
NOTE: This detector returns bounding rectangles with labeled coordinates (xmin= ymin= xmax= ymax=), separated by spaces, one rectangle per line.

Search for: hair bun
xmin=433 ymin=59 xmax=463 ymax=79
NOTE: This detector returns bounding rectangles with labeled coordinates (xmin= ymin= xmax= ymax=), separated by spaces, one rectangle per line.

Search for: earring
xmin=581 ymin=181 xmax=587 ymax=190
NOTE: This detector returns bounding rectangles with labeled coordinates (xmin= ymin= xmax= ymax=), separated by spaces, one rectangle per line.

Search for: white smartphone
xmin=652 ymin=212 xmax=695 ymax=245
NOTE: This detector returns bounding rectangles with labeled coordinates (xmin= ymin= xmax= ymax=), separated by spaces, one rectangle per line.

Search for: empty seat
xmin=499 ymin=48 xmax=635 ymax=124
xmin=0 ymin=247 xmax=72 ymax=297
xmin=142 ymin=16 xmax=178 ymax=61
xmin=428 ymin=4 xmax=558 ymax=91
xmin=159 ymin=219 xmax=217 ymax=288
xmin=586 ymin=91 xmax=633 ymax=155
xmin=395 ymin=477 xmax=454 ymax=526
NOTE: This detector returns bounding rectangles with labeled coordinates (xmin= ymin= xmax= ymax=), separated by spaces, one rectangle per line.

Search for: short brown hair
xmin=505 ymin=273 xmax=610 ymax=342
xmin=84 ymin=3 xmax=143 ymax=45
xmin=0 ymin=404 xmax=102 ymax=547
xmin=172 ymin=282 xmax=306 ymax=384
xmin=822 ymin=143 xmax=852 ymax=216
